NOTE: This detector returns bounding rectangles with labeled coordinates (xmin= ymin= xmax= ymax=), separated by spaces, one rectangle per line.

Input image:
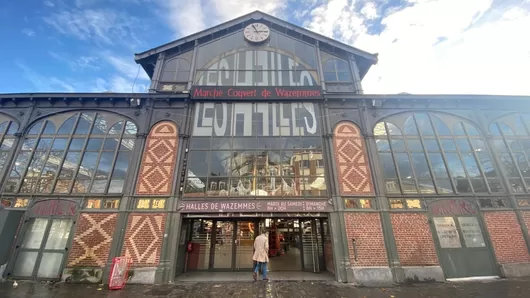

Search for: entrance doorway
xmin=181 ymin=217 xmax=330 ymax=274
xmin=8 ymin=199 xmax=77 ymax=280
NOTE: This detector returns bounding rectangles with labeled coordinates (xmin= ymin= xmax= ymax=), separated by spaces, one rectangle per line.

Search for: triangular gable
xmin=134 ymin=10 xmax=377 ymax=79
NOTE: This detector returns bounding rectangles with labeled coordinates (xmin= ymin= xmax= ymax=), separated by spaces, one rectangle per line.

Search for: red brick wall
xmin=122 ymin=213 xmax=166 ymax=267
xmin=333 ymin=122 xmax=374 ymax=195
xmin=67 ymin=213 xmax=118 ymax=267
xmin=344 ymin=212 xmax=388 ymax=266
xmin=521 ymin=211 xmax=530 ymax=235
xmin=135 ymin=121 xmax=178 ymax=195
xmin=483 ymin=211 xmax=530 ymax=264
xmin=324 ymin=241 xmax=334 ymax=274
xmin=391 ymin=213 xmax=439 ymax=266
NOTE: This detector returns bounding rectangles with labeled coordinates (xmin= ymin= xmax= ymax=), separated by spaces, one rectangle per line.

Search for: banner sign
xmin=429 ymin=199 xmax=477 ymax=216
xmin=178 ymin=200 xmax=332 ymax=213
xmin=28 ymin=200 xmax=77 ymax=217
xmin=108 ymin=257 xmax=131 ymax=290
xmin=191 ymin=86 xmax=322 ymax=100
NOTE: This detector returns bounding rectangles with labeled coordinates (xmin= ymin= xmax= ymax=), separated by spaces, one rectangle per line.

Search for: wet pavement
xmin=1 ymin=278 xmax=530 ymax=297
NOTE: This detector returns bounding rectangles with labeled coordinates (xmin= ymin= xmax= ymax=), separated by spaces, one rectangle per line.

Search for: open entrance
xmin=177 ymin=217 xmax=333 ymax=277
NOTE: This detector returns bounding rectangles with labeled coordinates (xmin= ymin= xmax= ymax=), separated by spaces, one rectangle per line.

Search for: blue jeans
xmin=254 ymin=262 xmax=268 ymax=279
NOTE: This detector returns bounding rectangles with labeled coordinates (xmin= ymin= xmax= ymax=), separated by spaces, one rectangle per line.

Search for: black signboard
xmin=178 ymin=200 xmax=332 ymax=213
xmin=191 ymin=86 xmax=323 ymax=100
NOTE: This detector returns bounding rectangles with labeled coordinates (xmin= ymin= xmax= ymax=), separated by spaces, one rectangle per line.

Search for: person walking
xmin=252 ymin=229 xmax=269 ymax=281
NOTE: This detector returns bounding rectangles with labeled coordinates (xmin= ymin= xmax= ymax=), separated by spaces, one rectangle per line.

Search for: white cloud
xmin=360 ymin=1 xmax=378 ymax=20
xmin=158 ymin=0 xmax=285 ymax=37
xmin=22 ymin=28 xmax=36 ymax=37
xmin=16 ymin=62 xmax=76 ymax=92
xmin=49 ymin=51 xmax=101 ymax=71
xmin=43 ymin=8 xmax=144 ymax=48
xmin=44 ymin=1 xmax=55 ymax=7
xmin=102 ymin=54 xmax=150 ymax=81
xmin=305 ymin=0 xmax=530 ymax=95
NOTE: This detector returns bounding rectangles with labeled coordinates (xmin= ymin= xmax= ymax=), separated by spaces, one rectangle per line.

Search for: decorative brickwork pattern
xmin=483 ymin=211 xmax=530 ymax=264
xmin=122 ymin=213 xmax=166 ymax=267
xmin=391 ymin=213 xmax=439 ymax=266
xmin=333 ymin=122 xmax=374 ymax=195
xmin=344 ymin=212 xmax=388 ymax=266
xmin=135 ymin=121 xmax=178 ymax=195
xmin=521 ymin=211 xmax=530 ymax=236
xmin=67 ymin=213 xmax=118 ymax=267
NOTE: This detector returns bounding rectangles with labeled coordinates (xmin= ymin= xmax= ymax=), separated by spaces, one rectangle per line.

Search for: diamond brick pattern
xmin=136 ymin=121 xmax=178 ymax=195
xmin=484 ymin=211 xmax=530 ymax=264
xmin=333 ymin=122 xmax=374 ymax=195
xmin=122 ymin=213 xmax=166 ymax=267
xmin=67 ymin=213 xmax=118 ymax=267
xmin=391 ymin=213 xmax=439 ymax=266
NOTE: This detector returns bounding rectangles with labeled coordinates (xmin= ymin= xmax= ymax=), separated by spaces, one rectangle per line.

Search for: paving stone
xmin=1 ymin=278 xmax=530 ymax=297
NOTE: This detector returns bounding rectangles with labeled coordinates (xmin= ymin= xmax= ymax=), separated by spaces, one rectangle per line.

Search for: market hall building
xmin=2 ymin=10 xmax=530 ymax=286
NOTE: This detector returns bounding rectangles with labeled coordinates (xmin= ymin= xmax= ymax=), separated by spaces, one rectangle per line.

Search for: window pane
xmin=431 ymin=116 xmax=451 ymax=135
xmin=11 ymin=152 xmax=31 ymax=178
xmin=379 ymin=153 xmax=397 ymax=178
xmin=471 ymin=179 xmax=488 ymax=192
xmin=404 ymin=117 xmax=418 ymax=135
xmin=411 ymin=152 xmax=432 ymax=178
xmin=415 ymin=114 xmax=434 ymax=136
xmin=462 ymin=153 xmax=481 ymax=178
xmin=21 ymin=218 xmax=49 ymax=249
xmin=7 ymin=122 xmax=19 ymax=134
xmin=489 ymin=123 xmax=501 ymax=136
xmin=418 ymin=179 xmax=436 ymax=194
xmin=108 ymin=180 xmax=124 ymax=193
xmin=111 ymin=151 xmax=130 ymax=179
xmin=0 ymin=122 xmax=8 ymax=134
xmin=28 ymin=121 xmax=43 ymax=135
xmin=45 ymin=219 xmax=73 ymax=249
xmin=22 ymin=139 xmax=36 ymax=150
xmin=58 ymin=116 xmax=76 ymax=134
xmin=464 ymin=123 xmax=480 ymax=136
xmin=59 ymin=152 xmax=80 ymax=178
xmin=436 ymin=179 xmax=453 ymax=193
xmin=75 ymin=114 xmax=93 ymax=134
xmin=455 ymin=139 xmax=471 ymax=152
xmin=458 ymin=217 xmax=485 ymax=248
xmin=103 ymin=139 xmax=118 ymax=151
xmin=91 ymin=114 xmax=108 ymax=134
xmin=423 ymin=139 xmax=439 ymax=151
xmin=515 ymin=116 xmax=528 ymax=136
xmin=499 ymin=153 xmax=519 ymax=177
xmin=188 ymin=151 xmax=210 ymax=177
xmin=440 ymin=139 xmax=456 ymax=151
xmin=211 ymin=151 xmax=232 ymax=176
xmin=86 ymin=138 xmax=103 ymax=151
xmin=376 ymin=139 xmax=390 ymax=151
xmin=52 ymin=138 xmax=68 ymax=150
xmin=477 ymin=152 xmax=496 ymax=178
xmin=124 ymin=121 xmax=137 ymax=135
xmin=190 ymin=138 xmax=211 ymax=149
xmin=90 ymin=180 xmax=107 ymax=193
xmin=95 ymin=152 xmax=114 ymax=178
xmin=499 ymin=123 xmax=514 ymax=136
xmin=69 ymin=138 xmax=85 ymax=151
xmin=407 ymin=139 xmax=422 ymax=151
xmin=453 ymin=123 xmax=465 ymax=135
xmin=446 ymin=153 xmax=467 ymax=178
xmin=390 ymin=139 xmax=405 ymax=151
xmin=109 ymin=121 xmax=124 ymax=134
xmin=428 ymin=153 xmax=449 ymax=178
xmin=36 ymin=138 xmax=53 ymax=151
xmin=373 ymin=122 xmax=386 ymax=136
xmin=78 ymin=152 xmax=98 ymax=179
xmin=386 ymin=122 xmax=401 ymax=135
xmin=42 ymin=121 xmax=56 ymax=134
xmin=185 ymin=176 xmax=206 ymax=196
xmin=211 ymin=138 xmax=231 ymax=150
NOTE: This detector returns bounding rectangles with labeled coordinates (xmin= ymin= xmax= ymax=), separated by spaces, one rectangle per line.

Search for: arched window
xmin=160 ymin=51 xmax=193 ymax=83
xmin=4 ymin=112 xmax=137 ymax=194
xmin=321 ymin=51 xmax=352 ymax=82
xmin=490 ymin=113 xmax=530 ymax=193
xmin=374 ymin=112 xmax=503 ymax=195
xmin=0 ymin=117 xmax=19 ymax=174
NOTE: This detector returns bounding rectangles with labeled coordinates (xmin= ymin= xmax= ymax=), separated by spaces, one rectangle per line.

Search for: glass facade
xmin=4 ymin=112 xmax=137 ymax=194
xmin=0 ymin=119 xmax=19 ymax=175
xmin=185 ymin=102 xmax=326 ymax=197
xmin=490 ymin=113 xmax=530 ymax=193
xmin=375 ymin=112 xmax=502 ymax=195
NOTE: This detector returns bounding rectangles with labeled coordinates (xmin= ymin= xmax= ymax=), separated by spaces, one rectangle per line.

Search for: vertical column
xmin=149 ymin=52 xmax=166 ymax=93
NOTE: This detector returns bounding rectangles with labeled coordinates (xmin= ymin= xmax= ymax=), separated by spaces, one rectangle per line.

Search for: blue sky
xmin=0 ymin=0 xmax=529 ymax=95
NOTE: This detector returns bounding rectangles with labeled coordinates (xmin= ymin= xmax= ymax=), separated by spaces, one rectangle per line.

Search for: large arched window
xmin=375 ymin=112 xmax=502 ymax=195
xmin=0 ymin=116 xmax=19 ymax=174
xmin=4 ymin=112 xmax=137 ymax=194
xmin=490 ymin=113 xmax=530 ymax=193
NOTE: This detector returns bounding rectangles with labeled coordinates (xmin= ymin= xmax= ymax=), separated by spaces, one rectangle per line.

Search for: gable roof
xmin=134 ymin=10 xmax=378 ymax=80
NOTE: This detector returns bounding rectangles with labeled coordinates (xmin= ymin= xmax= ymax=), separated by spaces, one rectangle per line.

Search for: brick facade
xmin=344 ymin=212 xmax=388 ymax=266
xmin=483 ymin=211 xmax=530 ymax=264
xmin=67 ymin=213 xmax=118 ymax=267
xmin=391 ymin=213 xmax=439 ymax=266
xmin=333 ymin=122 xmax=374 ymax=195
xmin=135 ymin=121 xmax=179 ymax=195
xmin=122 ymin=213 xmax=166 ymax=267
xmin=521 ymin=211 xmax=530 ymax=236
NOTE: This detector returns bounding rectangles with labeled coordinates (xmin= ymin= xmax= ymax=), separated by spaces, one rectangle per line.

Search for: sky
xmin=0 ymin=0 xmax=529 ymax=95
